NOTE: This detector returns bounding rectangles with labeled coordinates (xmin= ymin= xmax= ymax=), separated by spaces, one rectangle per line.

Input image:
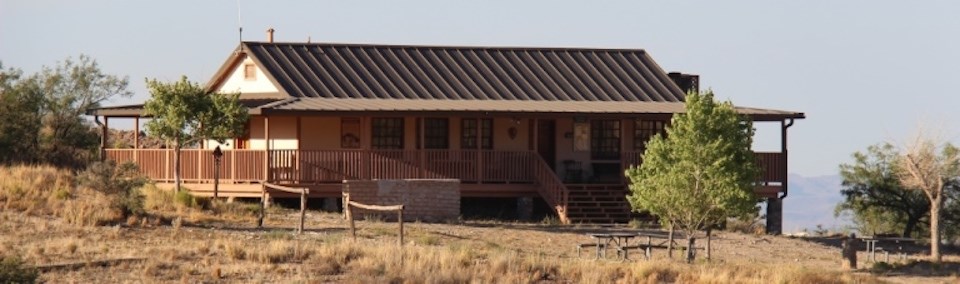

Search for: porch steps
xmin=564 ymin=184 xmax=640 ymax=224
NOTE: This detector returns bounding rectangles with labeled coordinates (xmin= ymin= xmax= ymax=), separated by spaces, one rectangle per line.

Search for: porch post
xmin=476 ymin=117 xmax=483 ymax=184
xmin=362 ymin=116 xmax=370 ymax=179
xmin=296 ymin=117 xmax=301 ymax=182
xmin=134 ymin=117 xmax=140 ymax=163
xmin=766 ymin=118 xmax=792 ymax=235
xmin=620 ymin=118 xmax=629 ymax=184
xmin=99 ymin=116 xmax=108 ymax=161
xmin=419 ymin=117 xmax=426 ymax=178
xmin=264 ymin=116 xmax=271 ymax=182
xmin=104 ymin=116 xmax=110 ymax=150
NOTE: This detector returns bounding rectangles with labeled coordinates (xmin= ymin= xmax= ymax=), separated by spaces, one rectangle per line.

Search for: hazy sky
xmin=2 ymin=1 xmax=959 ymax=177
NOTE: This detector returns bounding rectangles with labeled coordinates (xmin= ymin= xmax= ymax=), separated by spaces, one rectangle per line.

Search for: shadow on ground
xmin=799 ymin=236 xmax=960 ymax=277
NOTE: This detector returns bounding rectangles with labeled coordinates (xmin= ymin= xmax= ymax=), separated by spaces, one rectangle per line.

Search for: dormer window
xmin=243 ymin=64 xmax=256 ymax=80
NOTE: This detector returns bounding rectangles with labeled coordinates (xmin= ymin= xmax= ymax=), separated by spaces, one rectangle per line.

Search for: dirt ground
xmin=1 ymin=208 xmax=958 ymax=283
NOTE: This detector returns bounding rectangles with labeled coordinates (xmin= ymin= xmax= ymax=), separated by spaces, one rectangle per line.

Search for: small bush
xmin=77 ymin=161 xmax=147 ymax=216
xmin=540 ymin=216 xmax=561 ymax=226
xmin=209 ymin=200 xmax=257 ymax=218
xmin=724 ymin=217 xmax=765 ymax=235
xmin=174 ymin=190 xmax=198 ymax=209
xmin=0 ymin=255 xmax=38 ymax=284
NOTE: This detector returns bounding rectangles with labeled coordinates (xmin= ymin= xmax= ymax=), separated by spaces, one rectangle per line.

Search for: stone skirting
xmin=343 ymin=179 xmax=460 ymax=222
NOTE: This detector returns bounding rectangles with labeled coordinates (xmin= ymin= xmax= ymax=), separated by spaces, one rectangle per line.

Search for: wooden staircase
xmin=564 ymin=184 xmax=637 ymax=224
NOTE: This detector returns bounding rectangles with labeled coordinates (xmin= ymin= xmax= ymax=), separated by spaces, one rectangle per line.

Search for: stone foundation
xmin=343 ymin=179 xmax=460 ymax=222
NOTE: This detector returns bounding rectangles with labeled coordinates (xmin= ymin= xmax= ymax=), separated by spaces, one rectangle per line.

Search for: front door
xmin=537 ymin=120 xmax=557 ymax=171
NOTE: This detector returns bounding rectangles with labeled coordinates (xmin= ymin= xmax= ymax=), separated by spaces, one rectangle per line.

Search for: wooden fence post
xmin=398 ymin=209 xmax=404 ymax=246
xmin=345 ymin=193 xmax=356 ymax=240
xmin=299 ymin=187 xmax=306 ymax=234
xmin=257 ymin=184 xmax=265 ymax=228
xmin=343 ymin=194 xmax=405 ymax=245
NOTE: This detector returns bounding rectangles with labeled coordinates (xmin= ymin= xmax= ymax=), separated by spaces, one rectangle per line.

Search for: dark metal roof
xmin=237 ymin=42 xmax=686 ymax=102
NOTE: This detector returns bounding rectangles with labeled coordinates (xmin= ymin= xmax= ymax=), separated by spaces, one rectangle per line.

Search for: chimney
xmin=266 ymin=28 xmax=275 ymax=43
xmin=668 ymin=72 xmax=699 ymax=94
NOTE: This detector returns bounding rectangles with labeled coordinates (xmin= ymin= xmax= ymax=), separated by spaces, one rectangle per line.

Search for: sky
xmin=2 ymin=0 xmax=959 ymax=177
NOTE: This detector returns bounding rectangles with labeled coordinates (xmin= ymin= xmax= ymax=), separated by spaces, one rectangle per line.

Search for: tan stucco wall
xmin=491 ymin=117 xmax=529 ymax=151
xmin=300 ymin=117 xmax=342 ymax=150
xmin=248 ymin=116 xmax=298 ymax=150
xmin=217 ymin=57 xmax=280 ymax=94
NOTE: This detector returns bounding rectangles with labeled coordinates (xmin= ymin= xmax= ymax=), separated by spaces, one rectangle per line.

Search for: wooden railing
xmin=108 ymin=149 xmax=785 ymax=186
xmin=754 ymin=152 xmax=786 ymax=184
xmin=275 ymin=149 xmax=535 ymax=184
xmin=107 ymin=149 xmax=537 ymax=185
xmin=105 ymin=149 xmax=265 ymax=183
xmin=621 ymin=151 xmax=787 ymax=185
xmin=531 ymin=154 xmax=570 ymax=224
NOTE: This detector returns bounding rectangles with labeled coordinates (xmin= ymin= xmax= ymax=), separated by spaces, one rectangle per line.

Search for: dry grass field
xmin=1 ymin=165 xmax=958 ymax=283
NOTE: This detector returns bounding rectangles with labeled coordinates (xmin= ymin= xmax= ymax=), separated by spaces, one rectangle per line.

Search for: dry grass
xmin=0 ymin=165 xmax=121 ymax=226
xmin=0 ymin=165 xmax=936 ymax=283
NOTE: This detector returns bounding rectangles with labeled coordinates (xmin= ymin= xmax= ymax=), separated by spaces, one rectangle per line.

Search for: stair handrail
xmin=529 ymin=152 xmax=570 ymax=224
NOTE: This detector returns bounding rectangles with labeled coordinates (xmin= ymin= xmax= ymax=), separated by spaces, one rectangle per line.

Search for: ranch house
xmin=88 ymin=31 xmax=803 ymax=232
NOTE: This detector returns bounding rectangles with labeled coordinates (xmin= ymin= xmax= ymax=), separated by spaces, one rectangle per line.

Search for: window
xmin=416 ymin=118 xmax=449 ymax=149
xmin=243 ymin=64 xmax=256 ymax=80
xmin=235 ymin=121 xmax=251 ymax=149
xmin=341 ymin=118 xmax=361 ymax=149
xmin=372 ymin=118 xmax=404 ymax=149
xmin=461 ymin=118 xmax=493 ymax=149
xmin=634 ymin=120 xmax=666 ymax=152
xmin=590 ymin=119 xmax=620 ymax=160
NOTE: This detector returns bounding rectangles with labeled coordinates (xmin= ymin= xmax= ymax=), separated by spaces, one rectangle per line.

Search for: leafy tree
xmin=0 ymin=56 xmax=131 ymax=168
xmin=896 ymin=133 xmax=959 ymax=263
xmin=144 ymin=76 xmax=247 ymax=191
xmin=0 ymin=64 xmax=43 ymax=163
xmin=37 ymin=55 xmax=131 ymax=168
xmin=626 ymin=90 xmax=760 ymax=262
xmin=836 ymin=143 xmax=928 ymax=237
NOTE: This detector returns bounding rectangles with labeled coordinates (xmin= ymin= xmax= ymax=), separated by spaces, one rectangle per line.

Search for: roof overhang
xmin=87 ymin=98 xmax=804 ymax=121
xmin=251 ymin=98 xmax=805 ymax=121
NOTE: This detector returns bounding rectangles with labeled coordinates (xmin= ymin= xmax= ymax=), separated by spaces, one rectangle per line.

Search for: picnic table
xmin=860 ymin=236 xmax=916 ymax=262
xmin=580 ymin=233 xmax=637 ymax=260
xmin=578 ymin=231 xmax=683 ymax=261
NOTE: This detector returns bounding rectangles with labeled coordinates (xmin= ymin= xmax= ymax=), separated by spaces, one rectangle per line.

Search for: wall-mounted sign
xmin=573 ymin=122 xmax=590 ymax=151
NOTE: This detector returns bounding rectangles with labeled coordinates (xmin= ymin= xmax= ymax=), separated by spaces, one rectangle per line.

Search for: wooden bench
xmin=576 ymin=243 xmax=608 ymax=259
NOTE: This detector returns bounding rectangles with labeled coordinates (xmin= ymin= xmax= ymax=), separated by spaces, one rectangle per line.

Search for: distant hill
xmin=782 ymin=174 xmax=850 ymax=233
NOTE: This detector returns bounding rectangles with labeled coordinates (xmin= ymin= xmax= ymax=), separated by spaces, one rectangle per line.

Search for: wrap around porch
xmin=105 ymin=148 xmax=787 ymax=223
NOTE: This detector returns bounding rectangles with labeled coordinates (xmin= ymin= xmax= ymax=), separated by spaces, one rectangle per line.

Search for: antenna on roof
xmin=237 ymin=0 xmax=243 ymax=44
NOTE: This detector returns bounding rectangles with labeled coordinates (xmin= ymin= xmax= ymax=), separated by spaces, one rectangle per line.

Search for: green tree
xmin=896 ymin=133 xmax=959 ymax=263
xmin=626 ymin=90 xmax=760 ymax=262
xmin=0 ymin=56 xmax=131 ymax=168
xmin=0 ymin=64 xmax=43 ymax=163
xmin=836 ymin=143 xmax=929 ymax=238
xmin=143 ymin=76 xmax=248 ymax=191
xmin=37 ymin=55 xmax=131 ymax=168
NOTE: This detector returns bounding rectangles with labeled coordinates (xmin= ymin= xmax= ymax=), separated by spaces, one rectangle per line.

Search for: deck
xmin=106 ymin=149 xmax=786 ymax=223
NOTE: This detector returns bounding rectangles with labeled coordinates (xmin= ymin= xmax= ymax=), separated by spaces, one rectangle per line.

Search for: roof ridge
xmin=242 ymin=41 xmax=648 ymax=53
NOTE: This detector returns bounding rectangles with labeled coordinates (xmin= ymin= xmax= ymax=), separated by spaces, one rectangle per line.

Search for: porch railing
xmin=621 ymin=151 xmax=787 ymax=186
xmin=530 ymin=154 xmax=570 ymax=223
xmin=107 ymin=149 xmax=538 ymax=185
xmin=105 ymin=149 xmax=265 ymax=183
xmin=108 ymin=149 xmax=786 ymax=186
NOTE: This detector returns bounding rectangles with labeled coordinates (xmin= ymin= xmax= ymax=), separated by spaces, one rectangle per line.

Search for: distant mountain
xmin=781 ymin=174 xmax=850 ymax=233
